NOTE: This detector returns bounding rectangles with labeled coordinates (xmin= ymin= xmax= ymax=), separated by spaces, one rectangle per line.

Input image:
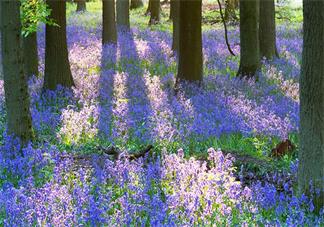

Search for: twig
xmin=216 ymin=0 xmax=236 ymax=56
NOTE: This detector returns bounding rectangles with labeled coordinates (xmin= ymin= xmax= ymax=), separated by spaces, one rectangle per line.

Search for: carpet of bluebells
xmin=0 ymin=8 xmax=323 ymax=226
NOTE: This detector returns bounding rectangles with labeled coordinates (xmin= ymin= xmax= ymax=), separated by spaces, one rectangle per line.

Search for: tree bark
xmin=0 ymin=6 xmax=3 ymax=80
xmin=0 ymin=33 xmax=3 ymax=80
xmin=169 ymin=0 xmax=174 ymax=20
xmin=177 ymin=0 xmax=202 ymax=82
xmin=44 ymin=0 xmax=74 ymax=90
xmin=149 ymin=0 xmax=160 ymax=25
xmin=298 ymin=0 xmax=324 ymax=214
xmin=145 ymin=0 xmax=151 ymax=16
xmin=0 ymin=1 xmax=33 ymax=144
xmin=171 ymin=0 xmax=179 ymax=52
xmin=130 ymin=0 xmax=143 ymax=9
xmin=23 ymin=32 xmax=39 ymax=78
xmin=103 ymin=0 xmax=117 ymax=44
xmin=76 ymin=0 xmax=87 ymax=12
xmin=259 ymin=0 xmax=278 ymax=59
xmin=116 ymin=0 xmax=130 ymax=29
xmin=237 ymin=0 xmax=260 ymax=78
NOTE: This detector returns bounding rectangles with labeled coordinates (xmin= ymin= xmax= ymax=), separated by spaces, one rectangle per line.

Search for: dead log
xmin=59 ymin=145 xmax=154 ymax=163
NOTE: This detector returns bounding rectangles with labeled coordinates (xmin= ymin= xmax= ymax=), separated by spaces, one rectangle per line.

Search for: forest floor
xmin=1 ymin=2 xmax=322 ymax=226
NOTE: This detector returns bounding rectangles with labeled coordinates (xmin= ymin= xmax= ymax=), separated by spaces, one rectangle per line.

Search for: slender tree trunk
xmin=0 ymin=7 xmax=3 ymax=80
xmin=130 ymin=0 xmax=143 ymax=9
xmin=237 ymin=0 xmax=260 ymax=78
xmin=169 ymin=0 xmax=174 ymax=20
xmin=0 ymin=33 xmax=3 ymax=80
xmin=145 ymin=0 xmax=151 ymax=16
xmin=171 ymin=0 xmax=179 ymax=52
xmin=149 ymin=0 xmax=160 ymax=25
xmin=44 ymin=0 xmax=74 ymax=90
xmin=76 ymin=0 xmax=87 ymax=12
xmin=23 ymin=32 xmax=39 ymax=78
xmin=0 ymin=1 xmax=33 ymax=144
xmin=298 ymin=0 xmax=324 ymax=214
xmin=177 ymin=0 xmax=202 ymax=82
xmin=103 ymin=0 xmax=117 ymax=44
xmin=116 ymin=0 xmax=130 ymax=29
xmin=259 ymin=0 xmax=278 ymax=59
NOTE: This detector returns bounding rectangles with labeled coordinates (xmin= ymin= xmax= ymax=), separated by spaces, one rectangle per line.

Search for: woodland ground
xmin=1 ymin=2 xmax=323 ymax=226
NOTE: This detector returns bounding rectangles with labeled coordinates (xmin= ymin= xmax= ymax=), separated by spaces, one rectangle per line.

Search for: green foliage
xmin=20 ymin=0 xmax=56 ymax=36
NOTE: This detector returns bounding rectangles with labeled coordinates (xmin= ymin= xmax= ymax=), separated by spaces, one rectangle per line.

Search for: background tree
xmin=103 ymin=0 xmax=117 ymax=44
xmin=177 ymin=0 xmax=203 ymax=83
xmin=224 ymin=0 xmax=239 ymax=22
xmin=171 ymin=0 xmax=179 ymax=52
xmin=0 ymin=4 xmax=1 ymax=79
xmin=130 ymin=0 xmax=143 ymax=9
xmin=0 ymin=0 xmax=33 ymax=144
xmin=23 ymin=33 xmax=38 ymax=78
xmin=237 ymin=0 xmax=259 ymax=78
xmin=0 ymin=34 xmax=2 ymax=80
xmin=145 ymin=0 xmax=152 ymax=16
xmin=298 ymin=0 xmax=324 ymax=213
xmin=169 ymin=0 xmax=174 ymax=20
xmin=149 ymin=0 xmax=160 ymax=25
xmin=44 ymin=0 xmax=74 ymax=90
xmin=21 ymin=0 xmax=52 ymax=79
xmin=259 ymin=0 xmax=278 ymax=59
xmin=117 ymin=0 xmax=130 ymax=29
xmin=75 ymin=0 xmax=87 ymax=12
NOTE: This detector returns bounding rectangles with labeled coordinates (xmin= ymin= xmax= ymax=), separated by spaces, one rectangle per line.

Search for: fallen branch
xmin=59 ymin=145 xmax=154 ymax=163
xmin=97 ymin=144 xmax=153 ymax=161
xmin=127 ymin=145 xmax=154 ymax=160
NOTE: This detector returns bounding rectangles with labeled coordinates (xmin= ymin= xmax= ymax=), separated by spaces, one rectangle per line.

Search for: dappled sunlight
xmin=1 ymin=5 xmax=322 ymax=225
xmin=142 ymin=74 xmax=178 ymax=142
xmin=263 ymin=64 xmax=299 ymax=102
xmin=32 ymin=23 xmax=301 ymax=146
xmin=58 ymin=104 xmax=100 ymax=145
xmin=225 ymin=90 xmax=293 ymax=139
xmin=111 ymin=72 xmax=131 ymax=143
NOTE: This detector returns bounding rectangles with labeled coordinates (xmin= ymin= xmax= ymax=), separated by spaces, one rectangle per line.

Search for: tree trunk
xmin=76 ymin=0 xmax=87 ymax=12
xmin=103 ymin=0 xmax=117 ymax=44
xmin=224 ymin=0 xmax=239 ymax=22
xmin=0 ymin=33 xmax=3 ymax=80
xmin=130 ymin=0 xmax=143 ymax=9
xmin=23 ymin=32 xmax=39 ymax=78
xmin=116 ymin=0 xmax=130 ymax=29
xmin=44 ymin=0 xmax=74 ymax=90
xmin=169 ymin=0 xmax=174 ymax=20
xmin=177 ymin=0 xmax=202 ymax=82
xmin=259 ymin=0 xmax=278 ymax=59
xmin=171 ymin=0 xmax=179 ymax=52
xmin=0 ymin=7 xmax=3 ymax=80
xmin=237 ymin=0 xmax=259 ymax=78
xmin=0 ymin=1 xmax=33 ymax=144
xmin=145 ymin=0 xmax=151 ymax=16
xmin=149 ymin=0 xmax=160 ymax=25
xmin=298 ymin=0 xmax=324 ymax=214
